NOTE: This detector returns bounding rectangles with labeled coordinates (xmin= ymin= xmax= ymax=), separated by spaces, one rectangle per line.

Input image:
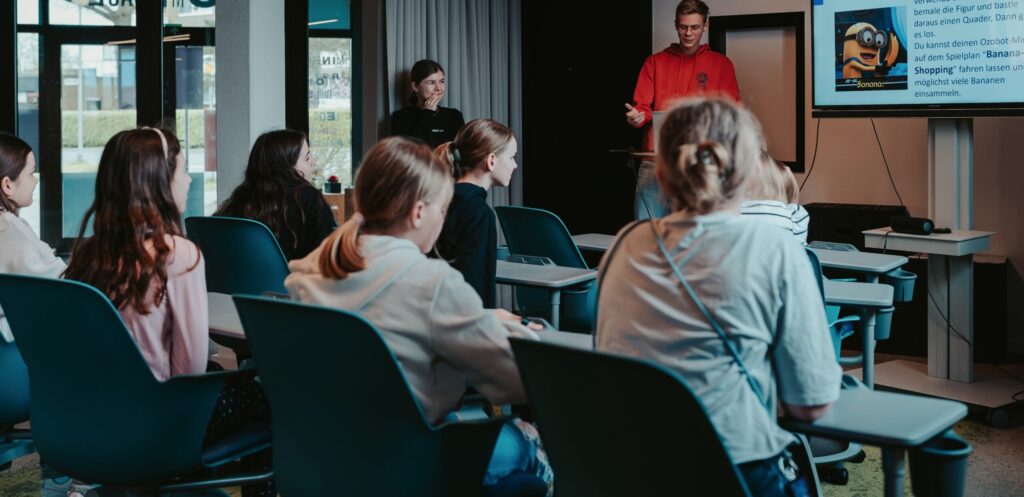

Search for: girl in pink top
xmin=63 ymin=127 xmax=274 ymax=497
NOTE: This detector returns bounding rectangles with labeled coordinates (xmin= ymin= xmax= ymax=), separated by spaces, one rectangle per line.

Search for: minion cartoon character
xmin=842 ymin=22 xmax=900 ymax=78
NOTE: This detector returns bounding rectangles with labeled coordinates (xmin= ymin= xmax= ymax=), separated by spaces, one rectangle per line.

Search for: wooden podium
xmin=323 ymin=188 xmax=353 ymax=226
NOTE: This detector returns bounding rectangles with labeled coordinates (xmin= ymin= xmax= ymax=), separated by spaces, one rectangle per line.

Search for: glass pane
xmin=16 ymin=33 xmax=40 ymax=235
xmin=17 ymin=0 xmax=39 ymax=24
xmin=173 ymin=46 xmax=217 ymax=217
xmin=309 ymin=0 xmax=350 ymax=30
xmin=308 ymin=37 xmax=352 ymax=187
xmin=61 ymin=44 xmax=136 ymax=238
xmin=49 ymin=0 xmax=136 ymax=27
xmin=164 ymin=0 xmax=215 ymax=28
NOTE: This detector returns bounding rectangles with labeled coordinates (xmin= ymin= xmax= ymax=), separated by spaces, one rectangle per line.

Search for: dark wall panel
xmin=522 ymin=0 xmax=651 ymax=236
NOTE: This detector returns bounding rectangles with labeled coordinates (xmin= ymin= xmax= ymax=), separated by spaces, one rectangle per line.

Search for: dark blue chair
xmin=0 ymin=340 xmax=33 ymax=471
xmin=0 ymin=274 xmax=271 ymax=494
xmin=233 ymin=295 xmax=547 ymax=497
xmin=495 ymin=206 xmax=596 ymax=332
xmin=509 ymin=337 xmax=756 ymax=497
xmin=184 ymin=216 xmax=290 ymax=296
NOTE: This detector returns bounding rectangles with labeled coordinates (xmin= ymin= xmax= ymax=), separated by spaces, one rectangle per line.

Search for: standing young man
xmin=625 ymin=0 xmax=741 ymax=219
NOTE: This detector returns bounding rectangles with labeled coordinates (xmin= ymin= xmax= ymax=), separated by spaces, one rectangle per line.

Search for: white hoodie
xmin=0 ymin=211 xmax=66 ymax=342
xmin=285 ymin=234 xmax=538 ymax=424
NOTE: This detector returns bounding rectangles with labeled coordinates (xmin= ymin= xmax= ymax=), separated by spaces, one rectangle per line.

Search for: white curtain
xmin=384 ymin=0 xmax=523 ymax=207
xmin=384 ymin=0 xmax=524 ymax=308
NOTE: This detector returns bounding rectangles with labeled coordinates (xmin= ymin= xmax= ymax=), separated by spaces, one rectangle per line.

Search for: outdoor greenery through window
xmin=308 ymin=38 xmax=353 ymax=189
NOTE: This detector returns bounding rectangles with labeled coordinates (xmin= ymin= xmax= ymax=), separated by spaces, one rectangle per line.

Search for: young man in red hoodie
xmin=625 ymin=0 xmax=741 ymax=219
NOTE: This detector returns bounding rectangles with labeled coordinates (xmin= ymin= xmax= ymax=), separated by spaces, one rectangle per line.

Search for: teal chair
xmin=0 ymin=340 xmax=33 ymax=471
xmin=494 ymin=206 xmax=596 ymax=332
xmin=509 ymin=337 xmax=802 ymax=497
xmin=184 ymin=216 xmax=290 ymax=296
xmin=232 ymin=295 xmax=546 ymax=497
xmin=0 ymin=274 xmax=272 ymax=494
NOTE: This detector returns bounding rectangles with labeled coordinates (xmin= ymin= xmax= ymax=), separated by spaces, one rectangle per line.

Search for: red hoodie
xmin=631 ymin=43 xmax=741 ymax=151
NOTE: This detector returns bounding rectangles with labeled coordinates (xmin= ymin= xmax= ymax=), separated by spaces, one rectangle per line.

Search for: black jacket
xmin=390 ymin=106 xmax=466 ymax=149
xmin=436 ymin=183 xmax=496 ymax=307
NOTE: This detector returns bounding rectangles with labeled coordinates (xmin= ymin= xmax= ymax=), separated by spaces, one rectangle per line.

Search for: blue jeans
xmin=484 ymin=420 xmax=551 ymax=488
xmin=738 ymin=450 xmax=813 ymax=497
xmin=634 ymin=161 xmax=671 ymax=220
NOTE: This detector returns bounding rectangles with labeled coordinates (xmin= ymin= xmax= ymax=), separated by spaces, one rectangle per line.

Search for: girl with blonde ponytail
xmin=596 ymin=98 xmax=840 ymax=497
xmin=284 ymin=137 xmax=552 ymax=494
xmin=433 ymin=119 xmax=518 ymax=307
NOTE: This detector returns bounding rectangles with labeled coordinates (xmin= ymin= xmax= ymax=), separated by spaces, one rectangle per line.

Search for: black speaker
xmin=805 ymin=203 xmax=910 ymax=250
xmin=890 ymin=216 xmax=934 ymax=235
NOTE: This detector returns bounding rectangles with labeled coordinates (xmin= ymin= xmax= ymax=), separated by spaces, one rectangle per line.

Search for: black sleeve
xmin=442 ymin=204 xmax=496 ymax=307
xmin=296 ymin=186 xmax=338 ymax=259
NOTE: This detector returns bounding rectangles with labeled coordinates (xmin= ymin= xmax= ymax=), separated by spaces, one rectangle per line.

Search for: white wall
xmin=653 ymin=0 xmax=1024 ymax=353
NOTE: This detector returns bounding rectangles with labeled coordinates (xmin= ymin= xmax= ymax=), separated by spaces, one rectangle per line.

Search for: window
xmin=308 ymin=38 xmax=352 ymax=188
xmin=307 ymin=0 xmax=352 ymax=187
xmin=163 ymin=0 xmax=215 ymax=28
xmin=48 ymin=0 xmax=137 ymax=27
xmin=14 ymin=0 xmax=213 ymax=247
xmin=16 ymin=33 xmax=40 ymax=234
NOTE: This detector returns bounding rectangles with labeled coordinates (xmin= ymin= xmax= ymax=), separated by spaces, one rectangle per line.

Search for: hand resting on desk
xmin=493 ymin=308 xmax=544 ymax=332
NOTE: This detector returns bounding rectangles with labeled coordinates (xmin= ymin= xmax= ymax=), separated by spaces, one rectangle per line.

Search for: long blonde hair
xmin=747 ymin=153 xmax=799 ymax=204
xmin=434 ymin=119 xmax=515 ymax=180
xmin=656 ymin=98 xmax=764 ymax=215
xmin=318 ymin=137 xmax=451 ymax=279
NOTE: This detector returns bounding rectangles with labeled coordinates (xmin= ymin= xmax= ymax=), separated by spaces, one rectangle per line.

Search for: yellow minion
xmin=842 ymin=22 xmax=900 ymax=79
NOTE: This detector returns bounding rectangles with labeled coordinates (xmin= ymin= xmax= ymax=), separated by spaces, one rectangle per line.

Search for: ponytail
xmin=315 ymin=137 xmax=451 ymax=280
xmin=434 ymin=141 xmax=465 ymax=179
xmin=318 ymin=213 xmax=365 ymax=279
xmin=656 ymin=98 xmax=762 ymax=215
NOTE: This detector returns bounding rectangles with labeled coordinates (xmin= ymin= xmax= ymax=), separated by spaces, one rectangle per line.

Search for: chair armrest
xmin=830 ymin=315 xmax=860 ymax=328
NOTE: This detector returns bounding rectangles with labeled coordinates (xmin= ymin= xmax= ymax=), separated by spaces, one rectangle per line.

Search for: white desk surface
xmin=210 ymin=292 xmax=597 ymax=348
xmin=809 ymin=248 xmax=907 ymax=274
xmin=863 ymin=228 xmax=994 ymax=257
xmin=496 ymin=261 xmax=596 ymax=288
xmin=863 ymin=227 xmax=994 ymax=243
xmin=209 ymin=292 xmax=245 ymax=339
xmin=572 ymin=233 xmax=615 ymax=252
xmin=823 ymin=280 xmax=894 ymax=308
xmin=781 ymin=387 xmax=967 ymax=448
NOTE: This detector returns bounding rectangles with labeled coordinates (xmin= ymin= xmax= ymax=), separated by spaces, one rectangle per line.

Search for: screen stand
xmin=868 ymin=119 xmax=1021 ymax=426
xmin=927 ymin=118 xmax=975 ymax=382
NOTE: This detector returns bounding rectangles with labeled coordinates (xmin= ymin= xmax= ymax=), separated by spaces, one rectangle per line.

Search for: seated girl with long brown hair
xmin=63 ymin=127 xmax=275 ymax=497
xmin=215 ymin=129 xmax=336 ymax=261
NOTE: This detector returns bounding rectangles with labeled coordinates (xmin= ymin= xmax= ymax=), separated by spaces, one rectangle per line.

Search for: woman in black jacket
xmin=391 ymin=59 xmax=466 ymax=149
xmin=215 ymin=129 xmax=336 ymax=261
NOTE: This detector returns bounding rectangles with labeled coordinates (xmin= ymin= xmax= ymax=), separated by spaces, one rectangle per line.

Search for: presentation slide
xmin=813 ymin=0 xmax=1024 ymax=107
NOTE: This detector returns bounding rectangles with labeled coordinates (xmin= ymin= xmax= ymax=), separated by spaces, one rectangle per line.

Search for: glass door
xmin=55 ymin=41 xmax=136 ymax=240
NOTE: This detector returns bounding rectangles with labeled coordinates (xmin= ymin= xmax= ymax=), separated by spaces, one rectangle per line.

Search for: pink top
xmin=119 ymin=236 xmax=209 ymax=381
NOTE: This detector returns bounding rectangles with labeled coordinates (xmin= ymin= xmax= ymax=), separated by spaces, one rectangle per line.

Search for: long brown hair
xmin=64 ymin=127 xmax=190 ymax=313
xmin=318 ymin=137 xmax=451 ymax=279
xmin=0 ymin=132 xmax=33 ymax=214
xmin=656 ymin=98 xmax=763 ymax=215
xmin=434 ymin=119 xmax=514 ymax=180
xmin=215 ymin=129 xmax=321 ymax=253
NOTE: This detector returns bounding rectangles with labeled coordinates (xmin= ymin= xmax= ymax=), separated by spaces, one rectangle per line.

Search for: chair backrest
xmin=233 ymin=295 xmax=499 ymax=496
xmin=510 ymin=338 xmax=751 ymax=497
xmin=0 ymin=274 xmax=221 ymax=484
xmin=0 ymin=340 xmax=29 ymax=426
xmin=184 ymin=216 xmax=290 ymax=295
xmin=806 ymin=247 xmax=826 ymax=297
xmin=495 ymin=206 xmax=587 ymax=269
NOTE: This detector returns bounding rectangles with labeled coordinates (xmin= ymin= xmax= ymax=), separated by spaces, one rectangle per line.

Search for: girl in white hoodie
xmin=285 ymin=136 xmax=552 ymax=494
xmin=0 ymin=133 xmax=66 ymax=342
